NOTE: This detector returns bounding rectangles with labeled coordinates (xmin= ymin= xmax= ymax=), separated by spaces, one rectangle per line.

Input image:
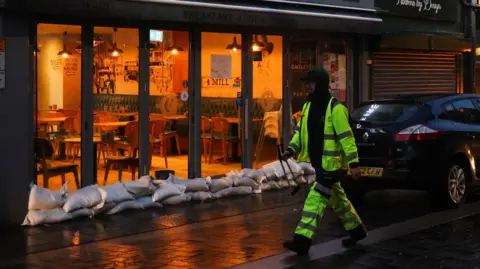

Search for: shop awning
xmin=130 ymin=0 xmax=381 ymax=23
xmin=380 ymin=34 xmax=472 ymax=52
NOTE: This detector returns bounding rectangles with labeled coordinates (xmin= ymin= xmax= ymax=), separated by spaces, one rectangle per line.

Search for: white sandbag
xmin=123 ymin=176 xmax=156 ymax=198
xmin=63 ymin=185 xmax=106 ymax=213
xmin=298 ymin=162 xmax=316 ymax=175
xmin=234 ymin=177 xmax=260 ymax=189
xmin=211 ymin=187 xmax=234 ymax=199
xmin=278 ymin=180 xmax=290 ymax=188
xmin=226 ymin=170 xmax=243 ymax=183
xmin=263 ymin=160 xmax=303 ymax=180
xmin=288 ymin=180 xmax=298 ymax=187
xmin=190 ymin=191 xmax=212 ymax=202
xmin=70 ymin=208 xmax=94 ymax=219
xmin=152 ymin=179 xmax=165 ymax=186
xmin=266 ymin=180 xmax=281 ymax=190
xmin=152 ymin=183 xmax=186 ymax=202
xmin=231 ymin=186 xmax=253 ymax=196
xmin=241 ymin=169 xmax=267 ymax=184
xmin=261 ymin=183 xmax=272 ymax=191
xmin=295 ymin=176 xmax=307 ymax=185
xmin=28 ymin=182 xmax=69 ymax=211
xmin=166 ymin=174 xmax=211 ymax=192
xmin=101 ymin=183 xmax=134 ymax=204
xmin=22 ymin=208 xmax=72 ymax=226
xmin=136 ymin=196 xmax=162 ymax=209
xmin=107 ymin=200 xmax=143 ymax=215
xmin=304 ymin=174 xmax=316 ymax=184
xmin=162 ymin=193 xmax=192 ymax=205
xmin=92 ymin=202 xmax=116 ymax=216
xmin=209 ymin=177 xmax=234 ymax=193
xmin=260 ymin=167 xmax=277 ymax=181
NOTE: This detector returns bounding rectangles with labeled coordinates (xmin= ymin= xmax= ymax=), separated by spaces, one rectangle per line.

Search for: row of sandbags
xmin=23 ymin=160 xmax=317 ymax=226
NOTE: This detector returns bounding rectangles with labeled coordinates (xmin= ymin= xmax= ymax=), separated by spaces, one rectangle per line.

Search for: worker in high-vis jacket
xmin=282 ymin=68 xmax=367 ymax=255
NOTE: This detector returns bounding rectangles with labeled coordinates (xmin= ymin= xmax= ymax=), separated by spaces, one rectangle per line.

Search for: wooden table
xmin=165 ymin=115 xmax=187 ymax=121
xmin=37 ymin=117 xmax=68 ymax=124
xmin=94 ymin=121 xmax=131 ymax=128
xmin=64 ymin=137 xmax=121 ymax=144
xmin=108 ymin=112 xmax=139 ymax=117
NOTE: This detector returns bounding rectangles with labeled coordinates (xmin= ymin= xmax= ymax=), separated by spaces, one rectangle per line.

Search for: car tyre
xmin=432 ymin=159 xmax=469 ymax=208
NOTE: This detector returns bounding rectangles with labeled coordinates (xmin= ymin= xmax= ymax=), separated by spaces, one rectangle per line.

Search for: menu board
xmin=289 ymin=41 xmax=316 ymax=113
xmin=323 ymin=53 xmax=346 ymax=102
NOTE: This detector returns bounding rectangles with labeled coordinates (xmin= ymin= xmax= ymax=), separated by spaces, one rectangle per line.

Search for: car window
xmin=351 ymin=103 xmax=417 ymax=123
xmin=439 ymin=99 xmax=480 ymax=124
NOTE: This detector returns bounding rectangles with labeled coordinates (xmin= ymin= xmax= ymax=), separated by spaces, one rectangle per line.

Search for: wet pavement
xmin=0 ymin=187 xmax=442 ymax=269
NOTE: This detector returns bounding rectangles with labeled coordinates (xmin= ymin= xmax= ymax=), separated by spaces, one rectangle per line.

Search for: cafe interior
xmin=34 ymin=24 xmax=289 ymax=190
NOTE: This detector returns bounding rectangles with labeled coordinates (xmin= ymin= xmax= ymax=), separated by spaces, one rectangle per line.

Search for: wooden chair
xmin=103 ymin=122 xmax=139 ymax=185
xmin=149 ymin=113 xmax=181 ymax=156
xmin=150 ymin=119 xmax=168 ymax=168
xmin=35 ymin=138 xmax=80 ymax=189
xmin=201 ymin=116 xmax=212 ymax=163
xmin=209 ymin=117 xmax=239 ymax=164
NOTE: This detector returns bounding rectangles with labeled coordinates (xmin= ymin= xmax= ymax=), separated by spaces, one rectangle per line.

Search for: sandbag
xmin=92 ymin=202 xmax=116 ymax=216
xmin=22 ymin=208 xmax=72 ymax=226
xmin=166 ymin=174 xmax=211 ymax=192
xmin=234 ymin=177 xmax=260 ymax=189
xmin=278 ymin=180 xmax=290 ymax=188
xmin=28 ymin=182 xmax=69 ymax=211
xmin=263 ymin=160 xmax=303 ymax=180
xmin=70 ymin=208 xmax=94 ymax=219
xmin=209 ymin=177 xmax=234 ymax=193
xmin=101 ymin=183 xmax=134 ymax=204
xmin=266 ymin=180 xmax=281 ymax=190
xmin=241 ymin=169 xmax=266 ymax=184
xmin=123 ymin=176 xmax=156 ymax=198
xmin=211 ymin=187 xmax=233 ymax=199
xmin=63 ymin=185 xmax=106 ymax=213
xmin=231 ymin=186 xmax=253 ymax=196
xmin=136 ymin=196 xmax=162 ymax=209
xmin=162 ymin=193 xmax=192 ymax=205
xmin=190 ymin=191 xmax=212 ymax=202
xmin=295 ymin=176 xmax=307 ymax=185
xmin=225 ymin=170 xmax=243 ymax=182
xmin=260 ymin=167 xmax=277 ymax=181
xmin=107 ymin=200 xmax=143 ymax=215
xmin=304 ymin=174 xmax=316 ymax=184
xmin=152 ymin=183 xmax=186 ymax=202
xmin=298 ymin=162 xmax=316 ymax=175
xmin=261 ymin=183 xmax=272 ymax=191
xmin=288 ymin=180 xmax=298 ymax=187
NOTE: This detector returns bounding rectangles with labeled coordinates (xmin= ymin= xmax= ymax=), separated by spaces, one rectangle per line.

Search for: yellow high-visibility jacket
xmin=288 ymin=97 xmax=359 ymax=171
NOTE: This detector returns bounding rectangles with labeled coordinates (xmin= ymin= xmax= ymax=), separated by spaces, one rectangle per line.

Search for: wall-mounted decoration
xmin=63 ymin=58 xmax=78 ymax=77
xmin=211 ymin=54 xmax=232 ymax=79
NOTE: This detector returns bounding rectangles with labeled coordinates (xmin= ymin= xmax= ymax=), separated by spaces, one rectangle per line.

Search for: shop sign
xmin=376 ymin=0 xmax=458 ymax=21
xmin=260 ymin=0 xmax=374 ymax=10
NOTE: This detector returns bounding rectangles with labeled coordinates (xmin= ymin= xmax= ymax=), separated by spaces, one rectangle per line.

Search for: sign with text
xmin=376 ymin=0 xmax=458 ymax=21
xmin=260 ymin=0 xmax=374 ymax=10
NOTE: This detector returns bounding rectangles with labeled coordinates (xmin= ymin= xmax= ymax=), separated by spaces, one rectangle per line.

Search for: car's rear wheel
xmin=432 ymin=159 xmax=469 ymax=208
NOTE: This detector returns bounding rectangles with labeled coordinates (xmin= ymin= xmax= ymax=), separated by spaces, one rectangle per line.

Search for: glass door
xmin=200 ymin=32 xmax=243 ymax=177
xmin=148 ymin=29 xmax=190 ymax=179
xmin=251 ymin=34 xmax=284 ymax=168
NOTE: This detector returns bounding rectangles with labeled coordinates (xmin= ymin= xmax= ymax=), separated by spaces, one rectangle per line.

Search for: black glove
xmin=281 ymin=148 xmax=294 ymax=160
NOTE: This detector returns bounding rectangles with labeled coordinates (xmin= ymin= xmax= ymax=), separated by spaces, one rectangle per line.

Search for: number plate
xmin=348 ymin=167 xmax=383 ymax=177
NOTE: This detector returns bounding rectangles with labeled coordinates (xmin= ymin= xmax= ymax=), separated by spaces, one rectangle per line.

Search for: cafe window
xmin=35 ymin=24 xmax=82 ymax=190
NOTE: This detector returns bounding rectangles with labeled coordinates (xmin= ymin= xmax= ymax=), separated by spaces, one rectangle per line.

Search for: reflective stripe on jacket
xmin=288 ymin=97 xmax=359 ymax=171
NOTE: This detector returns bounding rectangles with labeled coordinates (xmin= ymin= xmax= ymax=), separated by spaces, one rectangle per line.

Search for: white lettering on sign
xmin=396 ymin=0 xmax=442 ymax=14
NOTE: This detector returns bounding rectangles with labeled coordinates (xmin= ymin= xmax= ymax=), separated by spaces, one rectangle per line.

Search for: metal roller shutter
xmin=372 ymin=52 xmax=458 ymax=100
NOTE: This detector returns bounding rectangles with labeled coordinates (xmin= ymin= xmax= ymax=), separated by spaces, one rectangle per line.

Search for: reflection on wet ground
xmin=0 ymin=189 xmax=440 ymax=268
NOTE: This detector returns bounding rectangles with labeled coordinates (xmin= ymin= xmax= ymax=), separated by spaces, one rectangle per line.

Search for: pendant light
xmin=165 ymin=31 xmax=183 ymax=55
xmin=57 ymin=31 xmax=72 ymax=59
xmin=251 ymin=35 xmax=265 ymax=52
xmin=226 ymin=36 xmax=242 ymax=53
xmin=108 ymin=28 xmax=123 ymax=57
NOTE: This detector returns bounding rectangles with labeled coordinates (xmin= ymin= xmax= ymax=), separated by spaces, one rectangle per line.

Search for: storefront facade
xmin=0 ymin=0 xmax=382 ymax=225
xmin=370 ymin=0 xmax=470 ymax=100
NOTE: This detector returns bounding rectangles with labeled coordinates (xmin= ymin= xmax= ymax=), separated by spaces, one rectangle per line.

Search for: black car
xmin=343 ymin=93 xmax=480 ymax=208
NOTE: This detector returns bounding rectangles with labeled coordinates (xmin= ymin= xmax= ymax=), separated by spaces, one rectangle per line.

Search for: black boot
xmin=342 ymin=223 xmax=367 ymax=247
xmin=283 ymin=234 xmax=312 ymax=256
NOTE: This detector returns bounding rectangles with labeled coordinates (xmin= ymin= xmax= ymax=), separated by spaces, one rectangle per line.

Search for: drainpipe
xmin=461 ymin=0 xmax=477 ymax=94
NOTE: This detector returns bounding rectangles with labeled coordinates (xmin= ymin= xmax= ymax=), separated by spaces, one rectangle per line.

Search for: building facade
xmin=0 ymin=0 xmax=472 ymax=226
